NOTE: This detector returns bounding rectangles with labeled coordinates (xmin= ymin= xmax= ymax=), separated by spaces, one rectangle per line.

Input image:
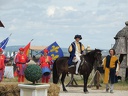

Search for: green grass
xmin=114 ymin=81 xmax=128 ymax=90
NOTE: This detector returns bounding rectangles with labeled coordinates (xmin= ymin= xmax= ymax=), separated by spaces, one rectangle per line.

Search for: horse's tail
xmin=53 ymin=59 xmax=59 ymax=84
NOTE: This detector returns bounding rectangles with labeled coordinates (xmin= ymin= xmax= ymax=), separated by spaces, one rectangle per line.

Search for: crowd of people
xmin=0 ymin=34 xmax=120 ymax=93
xmin=0 ymin=47 xmax=53 ymax=83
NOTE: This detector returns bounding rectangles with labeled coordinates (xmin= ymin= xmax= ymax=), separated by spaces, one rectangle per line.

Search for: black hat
xmin=74 ymin=35 xmax=82 ymax=40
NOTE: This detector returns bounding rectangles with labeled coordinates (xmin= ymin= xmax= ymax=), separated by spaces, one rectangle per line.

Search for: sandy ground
xmin=59 ymin=87 xmax=128 ymax=96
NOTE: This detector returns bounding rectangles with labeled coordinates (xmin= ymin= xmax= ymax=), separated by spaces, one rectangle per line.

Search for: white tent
xmin=7 ymin=51 xmax=10 ymax=58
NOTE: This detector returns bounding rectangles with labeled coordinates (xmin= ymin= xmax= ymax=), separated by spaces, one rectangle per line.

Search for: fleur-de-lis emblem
xmin=50 ymin=46 xmax=59 ymax=53
xmin=51 ymin=54 xmax=59 ymax=60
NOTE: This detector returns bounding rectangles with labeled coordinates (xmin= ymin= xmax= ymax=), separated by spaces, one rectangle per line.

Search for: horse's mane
xmin=83 ymin=49 xmax=101 ymax=57
xmin=86 ymin=50 xmax=94 ymax=55
xmin=83 ymin=50 xmax=95 ymax=57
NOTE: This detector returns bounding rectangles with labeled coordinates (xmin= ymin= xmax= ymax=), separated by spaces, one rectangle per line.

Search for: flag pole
xmin=9 ymin=33 xmax=12 ymax=37
xmin=0 ymin=21 xmax=5 ymax=28
xmin=30 ymin=39 xmax=34 ymax=42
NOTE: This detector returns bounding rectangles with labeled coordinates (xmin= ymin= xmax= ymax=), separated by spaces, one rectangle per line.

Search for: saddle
xmin=68 ymin=62 xmax=77 ymax=68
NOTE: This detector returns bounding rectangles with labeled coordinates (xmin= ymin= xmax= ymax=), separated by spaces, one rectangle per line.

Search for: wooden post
xmin=88 ymin=70 xmax=103 ymax=89
xmin=31 ymin=49 xmax=33 ymax=58
xmin=66 ymin=74 xmax=78 ymax=87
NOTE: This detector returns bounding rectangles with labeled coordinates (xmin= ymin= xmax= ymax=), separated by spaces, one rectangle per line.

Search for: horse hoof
xmin=63 ymin=90 xmax=68 ymax=92
xmin=96 ymin=86 xmax=99 ymax=89
xmin=84 ymin=91 xmax=89 ymax=94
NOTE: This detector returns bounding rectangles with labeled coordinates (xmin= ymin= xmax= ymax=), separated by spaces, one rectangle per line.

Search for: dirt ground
xmin=59 ymin=87 xmax=128 ymax=96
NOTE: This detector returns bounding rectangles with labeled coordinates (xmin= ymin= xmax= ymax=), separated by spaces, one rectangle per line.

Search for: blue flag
xmin=41 ymin=42 xmax=64 ymax=61
xmin=0 ymin=37 xmax=9 ymax=50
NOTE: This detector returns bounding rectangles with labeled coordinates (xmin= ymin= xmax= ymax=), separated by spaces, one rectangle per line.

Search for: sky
xmin=0 ymin=0 xmax=128 ymax=49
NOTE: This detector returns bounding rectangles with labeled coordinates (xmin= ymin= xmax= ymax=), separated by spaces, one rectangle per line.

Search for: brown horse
xmin=53 ymin=49 xmax=102 ymax=93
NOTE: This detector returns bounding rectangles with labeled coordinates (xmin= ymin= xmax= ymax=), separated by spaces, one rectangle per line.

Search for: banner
xmin=0 ymin=37 xmax=9 ymax=50
xmin=24 ymin=42 xmax=30 ymax=56
xmin=40 ymin=41 xmax=64 ymax=61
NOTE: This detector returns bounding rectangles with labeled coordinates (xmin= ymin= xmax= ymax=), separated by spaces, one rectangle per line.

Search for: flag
xmin=24 ymin=42 xmax=30 ymax=56
xmin=0 ymin=21 xmax=5 ymax=27
xmin=0 ymin=37 xmax=9 ymax=50
xmin=41 ymin=42 xmax=64 ymax=61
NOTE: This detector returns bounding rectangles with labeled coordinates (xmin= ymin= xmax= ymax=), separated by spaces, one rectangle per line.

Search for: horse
xmin=53 ymin=49 xmax=102 ymax=93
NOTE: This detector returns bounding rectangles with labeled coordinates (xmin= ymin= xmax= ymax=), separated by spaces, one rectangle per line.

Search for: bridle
xmin=94 ymin=51 xmax=102 ymax=62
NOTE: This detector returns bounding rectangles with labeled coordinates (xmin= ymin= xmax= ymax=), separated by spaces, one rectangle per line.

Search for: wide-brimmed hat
xmin=19 ymin=47 xmax=24 ymax=51
xmin=0 ymin=48 xmax=3 ymax=52
xmin=74 ymin=35 xmax=82 ymax=40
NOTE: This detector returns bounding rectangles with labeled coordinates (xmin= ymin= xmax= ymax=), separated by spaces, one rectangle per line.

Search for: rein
xmin=81 ymin=52 xmax=96 ymax=69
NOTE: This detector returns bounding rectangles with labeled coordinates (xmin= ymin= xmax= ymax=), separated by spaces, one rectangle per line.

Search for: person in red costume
xmin=39 ymin=49 xmax=53 ymax=83
xmin=0 ymin=48 xmax=6 ymax=82
xmin=15 ymin=48 xmax=30 ymax=82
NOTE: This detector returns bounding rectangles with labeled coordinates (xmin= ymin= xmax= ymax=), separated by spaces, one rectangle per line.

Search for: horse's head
xmin=93 ymin=49 xmax=102 ymax=64
xmin=83 ymin=48 xmax=102 ymax=65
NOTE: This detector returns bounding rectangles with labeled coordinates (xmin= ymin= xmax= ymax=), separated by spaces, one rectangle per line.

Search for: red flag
xmin=0 ymin=21 xmax=5 ymax=27
xmin=24 ymin=42 xmax=30 ymax=56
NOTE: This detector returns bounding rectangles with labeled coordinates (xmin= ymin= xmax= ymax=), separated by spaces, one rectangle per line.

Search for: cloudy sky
xmin=0 ymin=0 xmax=128 ymax=49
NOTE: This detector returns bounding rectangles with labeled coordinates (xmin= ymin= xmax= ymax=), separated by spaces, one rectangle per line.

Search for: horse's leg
xmin=83 ymin=74 xmax=89 ymax=93
xmin=61 ymin=73 xmax=67 ymax=92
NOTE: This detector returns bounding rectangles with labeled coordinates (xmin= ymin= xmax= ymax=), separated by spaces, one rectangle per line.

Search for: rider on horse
xmin=68 ymin=34 xmax=85 ymax=74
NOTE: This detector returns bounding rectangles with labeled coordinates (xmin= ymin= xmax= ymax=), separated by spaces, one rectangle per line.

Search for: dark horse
xmin=53 ymin=49 xmax=102 ymax=93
